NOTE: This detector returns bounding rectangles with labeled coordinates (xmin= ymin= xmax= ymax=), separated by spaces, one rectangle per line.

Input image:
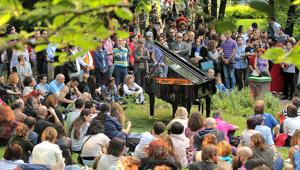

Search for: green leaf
xmin=116 ymin=30 xmax=129 ymax=39
xmin=115 ymin=7 xmax=133 ymax=21
xmin=97 ymin=25 xmax=111 ymax=39
xmin=53 ymin=15 xmax=66 ymax=28
xmin=35 ymin=44 xmax=48 ymax=53
xmin=261 ymin=47 xmax=285 ymax=63
xmin=0 ymin=13 xmax=11 ymax=26
xmin=249 ymin=0 xmax=273 ymax=16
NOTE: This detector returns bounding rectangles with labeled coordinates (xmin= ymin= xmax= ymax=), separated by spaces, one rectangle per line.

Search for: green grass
xmin=0 ymin=94 xmax=290 ymax=163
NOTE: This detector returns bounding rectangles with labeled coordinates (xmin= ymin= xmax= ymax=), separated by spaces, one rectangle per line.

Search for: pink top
xmin=215 ymin=118 xmax=236 ymax=142
xmin=103 ymin=38 xmax=115 ymax=66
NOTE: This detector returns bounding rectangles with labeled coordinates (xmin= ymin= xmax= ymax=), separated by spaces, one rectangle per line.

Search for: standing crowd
xmin=0 ymin=0 xmax=300 ymax=170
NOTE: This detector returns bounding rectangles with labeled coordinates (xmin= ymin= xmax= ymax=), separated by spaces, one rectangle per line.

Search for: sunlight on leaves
xmin=115 ymin=7 xmax=133 ymax=21
xmin=293 ymin=0 xmax=300 ymax=5
xmin=0 ymin=13 xmax=11 ymax=26
xmin=214 ymin=20 xmax=236 ymax=33
xmin=35 ymin=44 xmax=49 ymax=53
xmin=116 ymin=30 xmax=129 ymax=39
xmin=261 ymin=47 xmax=285 ymax=63
xmin=249 ymin=0 xmax=273 ymax=16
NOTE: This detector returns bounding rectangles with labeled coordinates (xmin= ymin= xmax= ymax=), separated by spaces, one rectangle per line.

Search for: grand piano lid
xmin=152 ymin=41 xmax=211 ymax=84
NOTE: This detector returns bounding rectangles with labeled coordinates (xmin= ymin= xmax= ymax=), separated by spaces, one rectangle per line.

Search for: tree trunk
xmin=285 ymin=0 xmax=297 ymax=36
xmin=211 ymin=0 xmax=218 ymax=18
xmin=268 ymin=0 xmax=275 ymax=16
xmin=203 ymin=0 xmax=209 ymax=15
xmin=218 ymin=0 xmax=227 ymax=19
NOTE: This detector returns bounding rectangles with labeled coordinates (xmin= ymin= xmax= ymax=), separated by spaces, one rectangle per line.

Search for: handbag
xmin=275 ymin=133 xmax=288 ymax=147
xmin=77 ymin=135 xmax=92 ymax=164
xmin=200 ymin=59 xmax=214 ymax=72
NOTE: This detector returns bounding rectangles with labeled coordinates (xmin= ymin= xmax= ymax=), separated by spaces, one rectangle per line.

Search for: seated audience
xmin=16 ymin=55 xmax=32 ymax=82
xmin=69 ymin=109 xmax=93 ymax=152
xmin=32 ymin=127 xmax=64 ymax=166
xmin=35 ymin=74 xmax=49 ymax=97
xmin=123 ymin=74 xmax=144 ymax=104
xmin=0 ymin=144 xmax=24 ymax=170
xmin=253 ymin=115 xmax=275 ymax=151
xmin=167 ymin=106 xmax=189 ymax=131
xmin=0 ymin=105 xmax=18 ymax=146
xmin=83 ymin=76 xmax=102 ymax=100
xmin=194 ymin=134 xmax=218 ymax=162
xmin=96 ymin=138 xmax=126 ymax=170
xmin=232 ymin=147 xmax=253 ymax=170
xmin=46 ymin=94 xmax=64 ymax=124
xmin=169 ymin=122 xmax=190 ymax=168
xmin=80 ymin=120 xmax=110 ymax=166
xmin=213 ymin=112 xmax=239 ymax=142
xmin=195 ymin=118 xmax=225 ymax=150
xmin=254 ymin=100 xmax=279 ymax=135
xmin=66 ymin=98 xmax=85 ymax=129
xmin=140 ymin=138 xmax=179 ymax=169
xmin=24 ymin=116 xmax=38 ymax=145
xmin=8 ymin=123 xmax=33 ymax=163
xmin=239 ymin=116 xmax=260 ymax=147
xmin=283 ymin=104 xmax=300 ymax=146
xmin=217 ymin=140 xmax=232 ymax=164
xmin=53 ymin=123 xmax=73 ymax=166
xmin=189 ymin=144 xmax=219 ymax=170
xmin=11 ymin=99 xmax=27 ymax=122
xmin=105 ymin=102 xmax=131 ymax=141
xmin=288 ymin=129 xmax=300 ymax=170
xmin=246 ymin=133 xmax=274 ymax=169
xmin=134 ymin=121 xmax=166 ymax=159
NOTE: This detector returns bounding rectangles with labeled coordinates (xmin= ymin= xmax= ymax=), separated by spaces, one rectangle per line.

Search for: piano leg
xmin=149 ymin=93 xmax=155 ymax=116
xmin=172 ymin=103 xmax=179 ymax=118
xmin=206 ymin=96 xmax=211 ymax=117
xmin=186 ymin=102 xmax=192 ymax=115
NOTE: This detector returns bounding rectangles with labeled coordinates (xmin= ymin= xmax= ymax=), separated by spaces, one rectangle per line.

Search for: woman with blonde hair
xmin=2 ymin=72 xmax=22 ymax=104
xmin=167 ymin=107 xmax=189 ymax=131
xmin=8 ymin=123 xmax=33 ymax=162
xmin=123 ymin=74 xmax=144 ymax=104
xmin=32 ymin=127 xmax=64 ymax=166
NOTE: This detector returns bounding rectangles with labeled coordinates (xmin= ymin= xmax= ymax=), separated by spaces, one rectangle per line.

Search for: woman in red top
xmin=128 ymin=33 xmax=138 ymax=71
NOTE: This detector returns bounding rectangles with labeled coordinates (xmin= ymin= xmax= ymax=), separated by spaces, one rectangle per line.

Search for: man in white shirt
xmin=134 ymin=121 xmax=166 ymax=159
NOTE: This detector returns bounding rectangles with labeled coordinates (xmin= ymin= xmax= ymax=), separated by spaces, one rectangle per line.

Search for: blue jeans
xmin=113 ymin=66 xmax=128 ymax=86
xmin=223 ymin=64 xmax=236 ymax=89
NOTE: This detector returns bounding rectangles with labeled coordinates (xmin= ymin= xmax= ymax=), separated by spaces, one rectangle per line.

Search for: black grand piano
xmin=145 ymin=41 xmax=216 ymax=117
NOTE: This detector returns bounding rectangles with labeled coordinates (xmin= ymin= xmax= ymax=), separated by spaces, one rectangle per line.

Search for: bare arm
xmin=59 ymin=86 xmax=72 ymax=104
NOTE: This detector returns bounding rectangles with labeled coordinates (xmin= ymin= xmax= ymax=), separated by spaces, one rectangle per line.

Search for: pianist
xmin=123 ymin=75 xmax=145 ymax=104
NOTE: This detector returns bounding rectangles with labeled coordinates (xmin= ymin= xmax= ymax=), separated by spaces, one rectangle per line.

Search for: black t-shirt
xmin=34 ymin=117 xmax=52 ymax=143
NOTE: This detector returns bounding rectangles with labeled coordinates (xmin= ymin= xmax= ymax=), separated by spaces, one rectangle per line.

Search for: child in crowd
xmin=233 ymin=147 xmax=253 ymax=170
xmin=216 ymin=74 xmax=227 ymax=93
xmin=217 ymin=140 xmax=233 ymax=164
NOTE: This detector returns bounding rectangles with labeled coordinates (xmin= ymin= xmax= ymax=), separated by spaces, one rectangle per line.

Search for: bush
xmin=212 ymin=87 xmax=281 ymax=117
xmin=225 ymin=5 xmax=267 ymax=19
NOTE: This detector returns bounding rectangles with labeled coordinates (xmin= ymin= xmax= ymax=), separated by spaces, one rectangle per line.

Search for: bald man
xmin=34 ymin=105 xmax=61 ymax=142
xmin=254 ymin=100 xmax=279 ymax=135
xmin=48 ymin=74 xmax=65 ymax=95
xmin=196 ymin=118 xmax=225 ymax=148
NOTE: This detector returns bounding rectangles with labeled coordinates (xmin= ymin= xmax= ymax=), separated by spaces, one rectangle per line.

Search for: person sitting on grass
xmin=123 ymin=74 xmax=145 ymax=104
xmin=96 ymin=138 xmax=126 ymax=170
xmin=232 ymin=146 xmax=253 ymax=170
xmin=167 ymin=106 xmax=189 ymax=131
xmin=169 ymin=121 xmax=190 ymax=168
xmin=24 ymin=116 xmax=38 ymax=145
xmin=189 ymin=144 xmax=219 ymax=170
xmin=217 ymin=140 xmax=232 ymax=164
xmin=0 ymin=144 xmax=24 ymax=170
xmin=215 ymin=74 xmax=227 ymax=93
xmin=213 ymin=111 xmax=239 ymax=143
xmin=288 ymin=129 xmax=300 ymax=170
xmin=8 ymin=123 xmax=34 ymax=163
xmin=283 ymin=104 xmax=300 ymax=146
xmin=134 ymin=121 xmax=166 ymax=159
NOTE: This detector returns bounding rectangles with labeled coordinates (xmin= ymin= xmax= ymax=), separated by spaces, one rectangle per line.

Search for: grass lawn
xmin=0 ymin=95 xmax=290 ymax=164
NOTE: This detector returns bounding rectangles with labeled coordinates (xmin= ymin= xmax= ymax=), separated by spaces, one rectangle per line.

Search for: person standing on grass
xmin=234 ymin=36 xmax=248 ymax=90
xmin=221 ymin=31 xmax=237 ymax=90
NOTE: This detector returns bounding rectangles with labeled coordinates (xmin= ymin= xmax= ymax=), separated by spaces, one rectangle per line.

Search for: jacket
xmin=94 ymin=48 xmax=109 ymax=72
xmin=104 ymin=115 xmax=127 ymax=141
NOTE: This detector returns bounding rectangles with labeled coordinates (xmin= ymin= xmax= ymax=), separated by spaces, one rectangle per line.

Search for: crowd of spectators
xmin=0 ymin=0 xmax=300 ymax=170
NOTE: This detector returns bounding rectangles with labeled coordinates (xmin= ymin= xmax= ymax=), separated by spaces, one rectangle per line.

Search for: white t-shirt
xmin=283 ymin=116 xmax=300 ymax=136
xmin=133 ymin=132 xmax=156 ymax=159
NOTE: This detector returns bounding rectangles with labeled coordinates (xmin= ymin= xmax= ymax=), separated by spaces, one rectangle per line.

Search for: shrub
xmin=225 ymin=5 xmax=267 ymax=19
xmin=212 ymin=87 xmax=281 ymax=117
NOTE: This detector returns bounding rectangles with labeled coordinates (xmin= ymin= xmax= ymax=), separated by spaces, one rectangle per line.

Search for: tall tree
xmin=285 ymin=0 xmax=297 ymax=36
xmin=211 ymin=0 xmax=218 ymax=18
xmin=203 ymin=0 xmax=210 ymax=15
xmin=218 ymin=0 xmax=227 ymax=19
